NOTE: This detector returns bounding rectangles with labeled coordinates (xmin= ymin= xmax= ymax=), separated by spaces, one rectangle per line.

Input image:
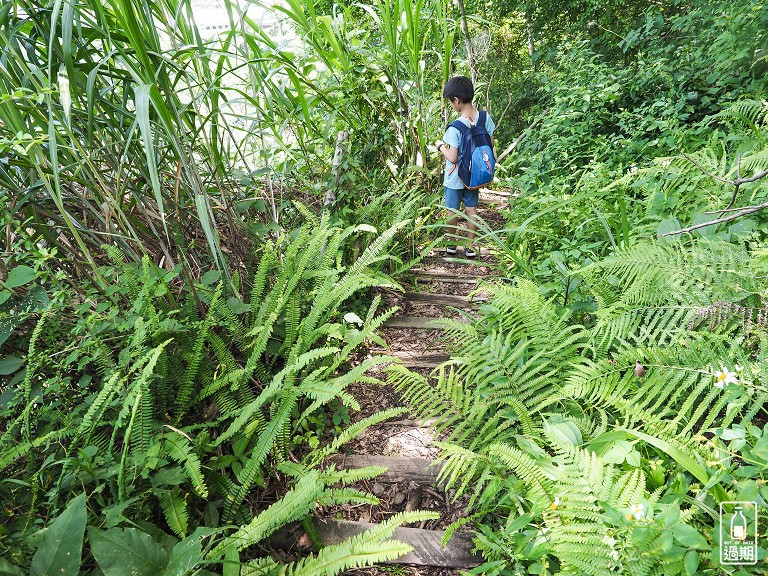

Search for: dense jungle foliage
xmin=1 ymin=0 xmax=767 ymax=574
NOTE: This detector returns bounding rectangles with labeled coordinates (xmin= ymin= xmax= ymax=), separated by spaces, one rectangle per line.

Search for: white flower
xmin=610 ymin=549 xmax=620 ymax=562
xmin=628 ymin=503 xmax=645 ymax=520
xmin=603 ymin=535 xmax=617 ymax=547
xmin=550 ymin=496 xmax=560 ymax=510
xmin=343 ymin=312 xmax=364 ymax=326
xmin=735 ymin=365 xmax=744 ymax=373
xmin=714 ymin=367 xmax=738 ymax=388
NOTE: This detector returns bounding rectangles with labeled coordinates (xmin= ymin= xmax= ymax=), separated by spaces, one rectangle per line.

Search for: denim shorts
xmin=444 ymin=187 xmax=479 ymax=210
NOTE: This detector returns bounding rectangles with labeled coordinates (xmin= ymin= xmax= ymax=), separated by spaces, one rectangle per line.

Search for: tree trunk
xmin=324 ymin=131 xmax=350 ymax=207
xmin=526 ymin=9 xmax=535 ymax=70
xmin=455 ymin=0 xmax=477 ymax=84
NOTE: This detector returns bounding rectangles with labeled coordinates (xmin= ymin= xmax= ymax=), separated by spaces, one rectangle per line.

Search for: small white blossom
xmin=343 ymin=312 xmax=364 ymax=326
xmin=603 ymin=535 xmax=617 ymax=547
xmin=628 ymin=503 xmax=645 ymax=520
xmin=714 ymin=367 xmax=738 ymax=388
xmin=610 ymin=549 xmax=620 ymax=562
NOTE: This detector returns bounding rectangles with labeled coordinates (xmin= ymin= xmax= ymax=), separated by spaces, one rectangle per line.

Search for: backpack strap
xmin=448 ymin=119 xmax=469 ymax=134
xmin=448 ymin=110 xmax=487 ymax=132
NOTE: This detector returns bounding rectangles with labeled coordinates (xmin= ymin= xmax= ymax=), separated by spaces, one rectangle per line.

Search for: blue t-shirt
xmin=443 ymin=109 xmax=495 ymax=189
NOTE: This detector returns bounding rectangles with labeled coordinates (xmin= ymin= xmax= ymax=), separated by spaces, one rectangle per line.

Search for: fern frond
xmin=209 ymin=470 xmax=326 ymax=558
xmin=223 ymin=391 xmax=298 ymax=521
xmin=712 ymin=98 xmax=768 ymax=134
xmin=304 ymin=407 xmax=408 ymax=467
xmin=487 ymin=442 xmax=554 ymax=510
xmin=160 ymin=488 xmax=189 ymax=538
xmin=164 ymin=431 xmax=208 ymax=498
xmin=316 ymin=488 xmax=378 ymax=507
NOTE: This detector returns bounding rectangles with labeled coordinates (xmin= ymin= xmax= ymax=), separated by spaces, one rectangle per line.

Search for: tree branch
xmin=497 ymin=113 xmax=545 ymax=162
xmin=661 ymin=200 xmax=768 ymax=236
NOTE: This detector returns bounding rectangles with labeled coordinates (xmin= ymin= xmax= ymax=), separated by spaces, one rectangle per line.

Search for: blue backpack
xmin=449 ymin=110 xmax=495 ymax=190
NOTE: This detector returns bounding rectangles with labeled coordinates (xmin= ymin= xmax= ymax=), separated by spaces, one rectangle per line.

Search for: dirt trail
xmin=332 ymin=200 xmax=504 ymax=575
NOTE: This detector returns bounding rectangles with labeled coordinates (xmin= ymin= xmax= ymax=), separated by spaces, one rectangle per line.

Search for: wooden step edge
xmin=409 ymin=272 xmax=481 ymax=284
xmin=390 ymin=350 xmax=450 ymax=368
xmin=329 ymin=455 xmax=444 ymax=483
xmin=403 ymin=292 xmax=487 ymax=306
xmin=272 ymin=519 xmax=481 ymax=569
xmin=419 ymin=251 xmax=493 ymax=264
xmin=378 ymin=418 xmax=440 ymax=428
xmin=478 ymin=196 xmax=508 ymax=207
xmin=384 ymin=316 xmax=441 ymax=329
xmin=479 ymin=188 xmax=513 ymax=197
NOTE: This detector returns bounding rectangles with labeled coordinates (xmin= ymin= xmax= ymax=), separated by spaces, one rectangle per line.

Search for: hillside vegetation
xmin=1 ymin=0 xmax=767 ymax=574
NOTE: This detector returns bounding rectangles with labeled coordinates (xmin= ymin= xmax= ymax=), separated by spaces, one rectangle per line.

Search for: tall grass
xmin=1 ymin=0 xmax=459 ymax=288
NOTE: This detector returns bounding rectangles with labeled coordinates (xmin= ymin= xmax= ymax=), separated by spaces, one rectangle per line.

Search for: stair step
xmin=379 ymin=418 xmax=439 ymax=428
xmin=480 ymin=188 xmax=512 ymax=197
xmin=391 ymin=350 xmax=449 ymax=368
xmin=478 ymin=196 xmax=508 ymax=207
xmin=410 ymin=272 xmax=481 ymax=284
xmin=384 ymin=316 xmax=440 ymax=329
xmin=420 ymin=250 xmax=491 ymax=264
xmin=278 ymin=519 xmax=481 ymax=568
xmin=403 ymin=292 xmax=485 ymax=307
xmin=331 ymin=455 xmax=444 ymax=483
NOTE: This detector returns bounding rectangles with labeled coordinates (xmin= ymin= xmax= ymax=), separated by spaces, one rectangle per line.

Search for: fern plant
xmin=0 ymin=215 xmax=416 ymax=574
xmin=389 ymin=238 xmax=768 ymax=575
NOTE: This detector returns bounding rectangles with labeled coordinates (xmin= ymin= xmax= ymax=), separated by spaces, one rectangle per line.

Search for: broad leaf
xmin=672 ymin=523 xmax=708 ymax=549
xmin=30 ymin=493 xmax=86 ymax=576
xmin=89 ymin=527 xmax=169 ymax=576
xmin=4 ymin=265 xmax=36 ymax=289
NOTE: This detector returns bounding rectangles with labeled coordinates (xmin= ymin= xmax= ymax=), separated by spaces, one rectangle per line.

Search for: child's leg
xmin=444 ymin=187 xmax=463 ymax=246
xmin=463 ymin=190 xmax=480 ymax=242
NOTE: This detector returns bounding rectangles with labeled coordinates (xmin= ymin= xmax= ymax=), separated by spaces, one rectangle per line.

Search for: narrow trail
xmin=321 ymin=193 xmax=509 ymax=575
xmin=270 ymin=192 xmax=510 ymax=573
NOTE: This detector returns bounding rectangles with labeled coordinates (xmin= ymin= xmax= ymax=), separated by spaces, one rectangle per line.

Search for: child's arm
xmin=435 ymin=140 xmax=458 ymax=164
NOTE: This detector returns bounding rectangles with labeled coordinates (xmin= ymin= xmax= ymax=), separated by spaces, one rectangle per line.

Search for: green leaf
xmin=751 ymin=434 xmax=768 ymax=463
xmin=89 ymin=527 xmax=169 ymax=576
xmin=201 ymin=270 xmax=221 ymax=286
xmin=545 ymin=418 xmax=582 ymax=446
xmin=690 ymin=214 xmax=717 ymax=237
xmin=4 ymin=265 xmax=37 ymax=289
xmin=684 ymin=550 xmax=699 ymax=575
xmin=30 ymin=493 xmax=86 ymax=576
xmin=657 ymin=217 xmax=681 ymax=241
xmin=0 ymin=557 xmax=25 ymax=576
xmin=222 ymin=546 xmax=239 ymax=576
xmin=672 ymin=523 xmax=708 ymax=549
xmin=0 ymin=357 xmax=23 ymax=376
xmin=161 ymin=528 xmax=216 ymax=576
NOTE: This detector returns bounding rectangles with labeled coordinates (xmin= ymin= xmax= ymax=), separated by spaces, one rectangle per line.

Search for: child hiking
xmin=435 ymin=76 xmax=496 ymax=258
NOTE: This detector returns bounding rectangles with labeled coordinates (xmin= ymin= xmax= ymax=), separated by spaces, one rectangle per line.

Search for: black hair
xmin=442 ymin=76 xmax=474 ymax=104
